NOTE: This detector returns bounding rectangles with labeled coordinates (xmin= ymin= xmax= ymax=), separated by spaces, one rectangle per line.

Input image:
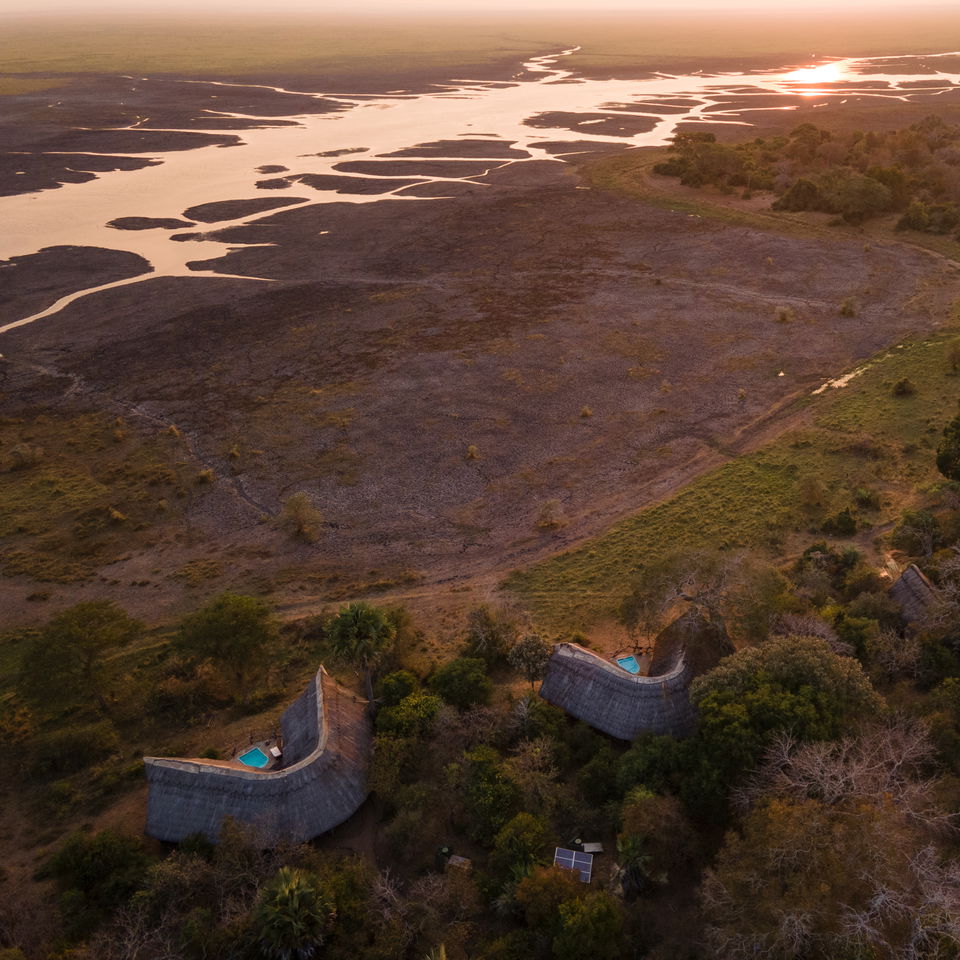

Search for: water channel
xmin=3 ymin=46 xmax=960 ymax=331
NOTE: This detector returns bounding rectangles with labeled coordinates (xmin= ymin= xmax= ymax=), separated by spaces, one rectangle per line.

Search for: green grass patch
xmin=507 ymin=331 xmax=960 ymax=629
xmin=0 ymin=412 xmax=203 ymax=583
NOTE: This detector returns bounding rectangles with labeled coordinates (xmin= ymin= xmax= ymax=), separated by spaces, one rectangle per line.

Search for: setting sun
xmin=783 ymin=59 xmax=849 ymax=93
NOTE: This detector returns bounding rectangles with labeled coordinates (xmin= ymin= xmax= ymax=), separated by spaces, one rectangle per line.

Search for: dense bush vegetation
xmin=8 ymin=395 xmax=960 ymax=959
xmin=654 ymin=117 xmax=960 ymax=230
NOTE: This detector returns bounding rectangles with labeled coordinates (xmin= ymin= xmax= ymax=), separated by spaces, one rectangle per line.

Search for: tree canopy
xmin=327 ymin=602 xmax=396 ymax=705
xmin=428 ymin=656 xmax=491 ymax=709
xmin=691 ymin=635 xmax=883 ymax=780
xmin=937 ymin=408 xmax=960 ymax=483
xmin=20 ymin=601 xmax=141 ymax=713
xmin=247 ymin=867 xmax=334 ymax=960
xmin=178 ymin=593 xmax=275 ymax=703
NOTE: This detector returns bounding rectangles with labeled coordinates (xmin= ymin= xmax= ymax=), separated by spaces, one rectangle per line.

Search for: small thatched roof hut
xmin=889 ymin=563 xmax=939 ymax=625
xmin=539 ymin=642 xmax=697 ymax=740
xmin=144 ymin=666 xmax=370 ymax=845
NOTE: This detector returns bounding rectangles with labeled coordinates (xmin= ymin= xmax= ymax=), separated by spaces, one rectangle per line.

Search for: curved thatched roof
xmin=889 ymin=563 xmax=939 ymax=625
xmin=539 ymin=642 xmax=697 ymax=740
xmin=144 ymin=667 xmax=370 ymax=844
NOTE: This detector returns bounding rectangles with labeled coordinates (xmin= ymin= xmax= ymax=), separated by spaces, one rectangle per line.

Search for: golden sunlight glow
xmin=783 ymin=60 xmax=848 ymax=95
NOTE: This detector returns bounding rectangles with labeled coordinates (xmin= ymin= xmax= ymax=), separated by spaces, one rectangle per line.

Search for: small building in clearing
xmin=144 ymin=666 xmax=370 ymax=845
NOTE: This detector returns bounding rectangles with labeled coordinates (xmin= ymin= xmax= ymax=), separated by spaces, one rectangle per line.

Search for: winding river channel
xmin=4 ymin=45 xmax=960 ymax=331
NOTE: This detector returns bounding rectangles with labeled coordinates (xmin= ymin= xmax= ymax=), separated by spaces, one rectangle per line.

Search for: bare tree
xmin=867 ymin=628 xmax=923 ymax=681
xmin=739 ymin=718 xmax=953 ymax=832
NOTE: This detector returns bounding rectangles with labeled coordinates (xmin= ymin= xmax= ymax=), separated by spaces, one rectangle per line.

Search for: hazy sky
xmin=5 ymin=0 xmax=945 ymax=11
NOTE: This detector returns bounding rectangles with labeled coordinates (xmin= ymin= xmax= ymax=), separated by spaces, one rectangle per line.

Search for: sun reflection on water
xmin=783 ymin=60 xmax=849 ymax=95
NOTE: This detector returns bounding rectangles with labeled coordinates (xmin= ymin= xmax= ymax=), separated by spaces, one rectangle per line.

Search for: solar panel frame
xmin=554 ymin=847 xmax=593 ymax=883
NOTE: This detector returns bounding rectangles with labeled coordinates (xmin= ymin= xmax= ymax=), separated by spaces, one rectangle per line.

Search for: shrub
xmin=29 ymin=721 xmax=120 ymax=780
xmin=821 ymin=507 xmax=857 ymax=536
xmin=799 ymin=475 xmax=826 ymax=508
xmin=7 ymin=443 xmax=43 ymax=470
xmin=145 ymin=665 xmax=225 ymax=724
xmin=891 ymin=509 xmax=942 ymax=556
xmin=464 ymin=605 xmax=519 ymax=666
xmin=376 ymin=691 xmax=442 ymax=738
xmin=945 ymin=338 xmax=960 ymax=373
xmin=892 ymin=377 xmax=916 ymax=397
xmin=576 ymin=744 xmax=621 ymax=807
xmin=507 ymin=634 xmax=551 ymax=688
xmin=277 ymin=491 xmax=323 ymax=543
xmin=937 ymin=409 xmax=960 ymax=482
xmin=489 ymin=812 xmax=552 ymax=881
xmin=429 ymin=657 xmax=492 ymax=709
xmin=772 ymin=177 xmax=822 ymax=212
xmin=553 ymin=891 xmax=624 ymax=960
xmin=536 ymin=499 xmax=568 ymax=530
xmin=48 ymin=830 xmax=153 ymax=938
xmin=462 ymin=746 xmax=521 ymax=841
xmin=376 ymin=670 xmax=418 ymax=708
xmin=247 ymin=867 xmax=334 ymax=960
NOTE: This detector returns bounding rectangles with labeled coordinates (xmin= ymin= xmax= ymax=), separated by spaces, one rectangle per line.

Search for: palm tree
xmin=327 ymin=602 xmax=395 ymax=708
xmin=616 ymin=834 xmax=660 ymax=901
xmin=248 ymin=867 xmax=334 ymax=960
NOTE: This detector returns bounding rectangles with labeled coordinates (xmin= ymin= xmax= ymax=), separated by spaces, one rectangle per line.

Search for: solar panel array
xmin=554 ymin=847 xmax=593 ymax=883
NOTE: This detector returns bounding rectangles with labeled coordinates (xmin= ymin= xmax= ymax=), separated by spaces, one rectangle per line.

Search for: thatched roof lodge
xmin=144 ymin=666 xmax=370 ymax=845
xmin=889 ymin=563 xmax=940 ymax=625
xmin=539 ymin=642 xmax=698 ymax=740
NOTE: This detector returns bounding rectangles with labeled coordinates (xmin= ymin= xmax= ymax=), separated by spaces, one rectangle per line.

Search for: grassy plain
xmin=2 ymin=8 xmax=959 ymax=84
xmin=0 ymin=77 xmax=60 ymax=95
xmin=0 ymin=14 xmax=554 ymax=80
xmin=506 ymin=144 xmax=960 ymax=629
xmin=0 ymin=411 xmax=205 ymax=584
xmin=507 ymin=328 xmax=960 ymax=629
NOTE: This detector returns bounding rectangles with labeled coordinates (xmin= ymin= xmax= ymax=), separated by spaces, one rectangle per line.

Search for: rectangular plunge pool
xmin=238 ymin=747 xmax=269 ymax=768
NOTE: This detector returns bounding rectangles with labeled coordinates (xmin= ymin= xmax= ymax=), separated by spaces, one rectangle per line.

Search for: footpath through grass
xmin=506 ymin=330 xmax=960 ymax=629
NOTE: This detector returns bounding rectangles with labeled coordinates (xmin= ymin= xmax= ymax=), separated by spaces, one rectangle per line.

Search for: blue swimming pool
xmin=238 ymin=747 xmax=269 ymax=768
xmin=617 ymin=655 xmax=640 ymax=675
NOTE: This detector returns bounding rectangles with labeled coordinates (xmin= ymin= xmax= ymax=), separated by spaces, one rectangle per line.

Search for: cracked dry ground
xmin=2 ymin=156 xmax=957 ymax=618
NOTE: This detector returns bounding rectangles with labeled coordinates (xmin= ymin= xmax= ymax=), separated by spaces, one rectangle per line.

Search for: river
xmin=3 ymin=46 xmax=960 ymax=331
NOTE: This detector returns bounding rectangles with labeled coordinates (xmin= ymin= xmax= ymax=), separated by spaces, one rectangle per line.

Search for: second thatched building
xmin=539 ymin=642 xmax=698 ymax=740
xmin=539 ymin=612 xmax=733 ymax=741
